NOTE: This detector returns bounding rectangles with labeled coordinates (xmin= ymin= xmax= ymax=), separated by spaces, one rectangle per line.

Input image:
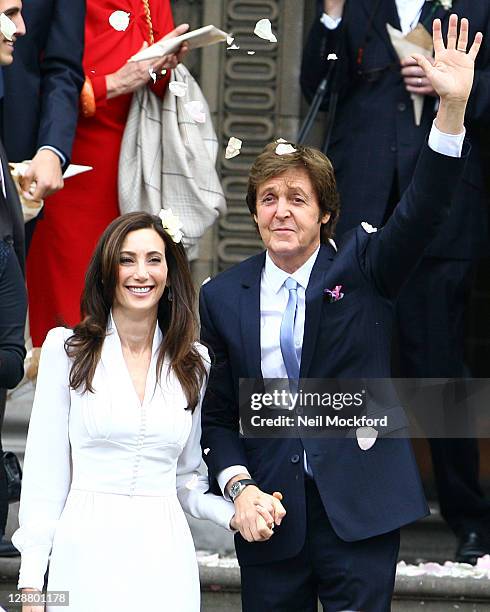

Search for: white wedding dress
xmin=12 ymin=322 xmax=234 ymax=612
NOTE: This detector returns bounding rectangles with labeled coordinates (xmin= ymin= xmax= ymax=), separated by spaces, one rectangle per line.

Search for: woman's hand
xmin=21 ymin=588 xmax=44 ymax=612
xmin=106 ymin=23 xmax=190 ymax=100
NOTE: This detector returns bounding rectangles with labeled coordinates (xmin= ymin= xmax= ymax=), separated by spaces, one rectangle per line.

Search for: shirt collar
xmin=264 ymin=246 xmax=320 ymax=294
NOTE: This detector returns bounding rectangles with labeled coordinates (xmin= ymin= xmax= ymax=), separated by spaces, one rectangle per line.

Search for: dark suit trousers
xmin=395 ymin=257 xmax=490 ymax=535
xmin=240 ymin=478 xmax=399 ymax=612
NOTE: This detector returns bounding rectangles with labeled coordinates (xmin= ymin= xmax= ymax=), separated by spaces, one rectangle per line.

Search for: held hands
xmin=230 ymin=486 xmax=286 ymax=542
xmin=19 ymin=149 xmax=64 ymax=200
xmin=411 ymin=16 xmax=482 ymax=108
xmin=106 ymin=23 xmax=190 ymax=100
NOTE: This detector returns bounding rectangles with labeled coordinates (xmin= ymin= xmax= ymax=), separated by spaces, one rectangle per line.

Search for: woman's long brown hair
xmin=65 ymin=212 xmax=206 ymax=411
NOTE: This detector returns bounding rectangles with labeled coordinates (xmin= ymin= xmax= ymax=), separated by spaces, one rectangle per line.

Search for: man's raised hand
xmin=412 ymin=16 xmax=482 ymax=106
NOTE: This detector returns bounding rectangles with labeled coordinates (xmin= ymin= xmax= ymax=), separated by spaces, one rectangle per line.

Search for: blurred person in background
xmin=301 ymin=0 xmax=490 ymax=564
xmin=0 ymin=0 xmax=26 ymax=557
xmin=25 ymin=0 xmax=189 ymax=347
xmin=1 ymin=0 xmax=85 ymax=248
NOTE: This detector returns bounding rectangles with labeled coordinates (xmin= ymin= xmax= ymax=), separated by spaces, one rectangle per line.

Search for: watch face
xmin=230 ymin=482 xmax=241 ymax=499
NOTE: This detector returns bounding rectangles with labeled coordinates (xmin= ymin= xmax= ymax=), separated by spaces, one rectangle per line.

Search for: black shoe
xmin=0 ymin=537 xmax=19 ymax=557
xmin=455 ymin=531 xmax=490 ymax=565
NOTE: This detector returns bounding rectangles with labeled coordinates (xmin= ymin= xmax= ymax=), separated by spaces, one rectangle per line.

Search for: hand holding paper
xmin=10 ymin=162 xmax=93 ymax=223
xmin=130 ymin=25 xmax=228 ymax=62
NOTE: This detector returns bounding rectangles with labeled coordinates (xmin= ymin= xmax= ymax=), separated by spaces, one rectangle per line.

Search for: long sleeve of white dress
xmin=176 ymin=348 xmax=235 ymax=531
xmin=12 ymin=327 xmax=72 ymax=591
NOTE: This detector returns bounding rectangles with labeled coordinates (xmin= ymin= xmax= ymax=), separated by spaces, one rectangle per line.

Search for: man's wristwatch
xmin=229 ymin=478 xmax=257 ymax=502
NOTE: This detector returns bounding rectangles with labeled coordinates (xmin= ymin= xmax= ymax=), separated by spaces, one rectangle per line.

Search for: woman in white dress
xmin=12 ymin=211 xmax=240 ymax=612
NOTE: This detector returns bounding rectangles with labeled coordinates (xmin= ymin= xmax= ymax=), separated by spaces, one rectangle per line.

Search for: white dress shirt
xmin=322 ymin=0 xmax=426 ymax=34
xmin=217 ymin=122 xmax=465 ymax=496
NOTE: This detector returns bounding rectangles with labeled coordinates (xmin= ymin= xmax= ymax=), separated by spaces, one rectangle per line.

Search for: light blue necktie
xmin=280 ymin=278 xmax=300 ymax=383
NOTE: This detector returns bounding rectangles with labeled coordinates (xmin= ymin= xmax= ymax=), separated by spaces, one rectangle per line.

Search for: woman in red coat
xmin=27 ymin=0 xmax=188 ymax=345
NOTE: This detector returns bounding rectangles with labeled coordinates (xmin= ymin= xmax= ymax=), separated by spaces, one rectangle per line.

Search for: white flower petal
xmin=226 ymin=35 xmax=234 ymax=45
xmin=203 ymin=447 xmax=211 ymax=455
xmin=275 ymin=143 xmax=297 ymax=156
xmin=184 ymin=101 xmax=206 ymax=124
xmin=361 ymin=221 xmax=378 ymax=233
xmin=225 ymin=137 xmax=243 ymax=159
xmin=109 ymin=10 xmax=130 ymax=32
xmin=276 ymin=137 xmax=287 ymax=143
xmin=356 ymin=427 xmax=378 ymax=450
xmin=169 ymin=81 xmax=188 ymax=97
xmin=227 ymin=44 xmax=240 ymax=50
xmin=327 ymin=53 xmax=338 ymax=60
xmin=254 ymin=18 xmax=277 ymax=43
xmin=0 ymin=13 xmax=16 ymax=41
xmin=148 ymin=67 xmax=157 ymax=84
xmin=247 ymin=51 xmax=256 ymax=55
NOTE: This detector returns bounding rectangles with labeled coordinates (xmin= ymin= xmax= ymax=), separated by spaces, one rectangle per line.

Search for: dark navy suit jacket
xmin=200 ymin=143 xmax=467 ymax=567
xmin=2 ymin=0 xmax=85 ymax=168
xmin=301 ymin=0 xmax=490 ymax=259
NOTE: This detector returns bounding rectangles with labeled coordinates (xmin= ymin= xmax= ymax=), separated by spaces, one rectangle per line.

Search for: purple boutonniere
xmin=324 ymin=285 xmax=344 ymax=303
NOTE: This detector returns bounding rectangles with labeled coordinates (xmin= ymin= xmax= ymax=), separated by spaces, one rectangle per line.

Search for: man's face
xmin=0 ymin=0 xmax=24 ymax=66
xmin=254 ymin=166 xmax=330 ymax=273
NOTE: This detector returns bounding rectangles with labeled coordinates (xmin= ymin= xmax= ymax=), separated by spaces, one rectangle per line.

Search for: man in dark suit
xmin=301 ymin=0 xmax=490 ymax=564
xmin=0 ymin=0 xmax=27 ymax=557
xmin=1 ymin=0 xmax=84 ymax=245
xmin=201 ymin=17 xmax=480 ymax=611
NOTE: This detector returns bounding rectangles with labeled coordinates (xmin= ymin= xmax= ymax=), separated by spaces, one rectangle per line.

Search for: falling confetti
xmin=327 ymin=53 xmax=338 ymax=60
xmin=361 ymin=221 xmax=378 ymax=233
xmin=184 ymin=101 xmax=206 ymax=124
xmin=275 ymin=143 xmax=297 ymax=156
xmin=203 ymin=447 xmax=211 ymax=455
xmin=356 ymin=426 xmax=378 ymax=450
xmin=247 ymin=51 xmax=256 ymax=55
xmin=227 ymin=44 xmax=240 ymax=50
xmin=225 ymin=137 xmax=243 ymax=159
xmin=0 ymin=13 xmax=16 ymax=41
xmin=109 ymin=10 xmax=130 ymax=32
xmin=169 ymin=81 xmax=188 ymax=97
xmin=226 ymin=34 xmax=235 ymax=46
xmin=148 ymin=67 xmax=157 ymax=84
xmin=185 ymin=474 xmax=200 ymax=490
xmin=254 ymin=18 xmax=277 ymax=43
xmin=276 ymin=138 xmax=287 ymax=143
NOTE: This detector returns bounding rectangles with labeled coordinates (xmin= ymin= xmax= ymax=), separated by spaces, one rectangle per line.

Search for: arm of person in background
xmin=0 ymin=243 xmax=26 ymax=389
xmin=19 ymin=0 xmax=85 ymax=202
xmin=105 ymin=24 xmax=189 ymax=100
xmin=365 ymin=16 xmax=480 ymax=298
xmin=300 ymin=0 xmax=346 ymax=103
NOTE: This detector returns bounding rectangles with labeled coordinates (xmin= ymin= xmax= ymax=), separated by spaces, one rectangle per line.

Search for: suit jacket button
xmin=291 ymin=454 xmax=300 ymax=464
xmin=397 ymin=102 xmax=406 ymax=112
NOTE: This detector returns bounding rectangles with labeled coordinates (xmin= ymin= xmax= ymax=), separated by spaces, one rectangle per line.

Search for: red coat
xmin=27 ymin=0 xmax=174 ymax=345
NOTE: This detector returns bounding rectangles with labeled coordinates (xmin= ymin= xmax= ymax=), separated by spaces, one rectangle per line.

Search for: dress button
xmin=291 ymin=454 xmax=300 ymax=464
xmin=397 ymin=102 xmax=406 ymax=112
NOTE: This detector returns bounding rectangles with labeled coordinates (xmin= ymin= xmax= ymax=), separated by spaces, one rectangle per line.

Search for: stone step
xmin=0 ymin=557 xmax=489 ymax=612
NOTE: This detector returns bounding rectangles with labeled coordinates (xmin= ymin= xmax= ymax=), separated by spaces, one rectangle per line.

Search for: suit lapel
xmin=420 ymin=1 xmax=453 ymax=29
xmin=239 ymin=253 xmax=265 ymax=378
xmin=300 ymin=245 xmax=335 ymax=378
xmin=359 ymin=0 xmax=401 ymax=62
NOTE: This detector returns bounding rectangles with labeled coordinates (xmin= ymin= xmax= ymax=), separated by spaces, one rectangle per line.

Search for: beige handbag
xmin=118 ymin=63 xmax=226 ymax=257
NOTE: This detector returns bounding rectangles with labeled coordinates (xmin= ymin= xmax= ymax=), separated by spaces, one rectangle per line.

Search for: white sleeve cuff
xmin=428 ymin=121 xmax=465 ymax=158
xmin=321 ymin=12 xmax=342 ymax=30
xmin=217 ymin=465 xmax=250 ymax=500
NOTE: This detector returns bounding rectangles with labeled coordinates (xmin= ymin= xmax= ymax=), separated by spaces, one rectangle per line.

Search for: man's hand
xmin=323 ymin=0 xmax=345 ymax=19
xmin=106 ymin=24 xmax=190 ymax=99
xmin=412 ymin=15 xmax=482 ymax=133
xmin=401 ymin=57 xmax=437 ymax=97
xmin=19 ymin=149 xmax=64 ymax=201
xmin=232 ymin=485 xmax=286 ymax=542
